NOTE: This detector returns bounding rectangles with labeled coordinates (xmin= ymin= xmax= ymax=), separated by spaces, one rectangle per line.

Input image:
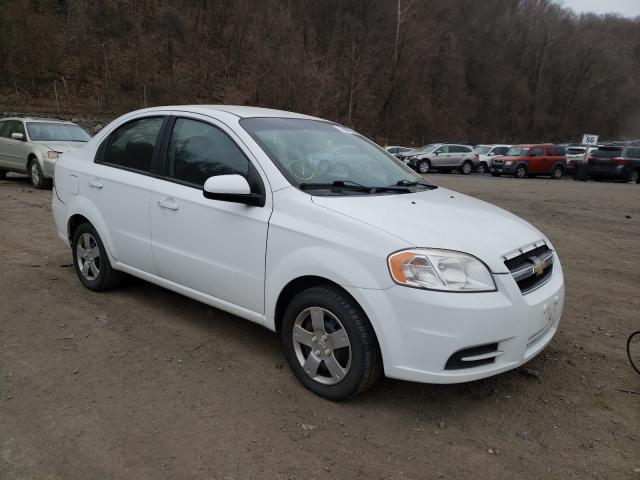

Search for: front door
xmin=149 ymin=115 xmax=271 ymax=314
xmin=528 ymin=146 xmax=546 ymax=173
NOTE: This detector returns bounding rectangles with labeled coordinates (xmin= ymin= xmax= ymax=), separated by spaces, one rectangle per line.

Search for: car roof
xmin=147 ymin=105 xmax=323 ymax=121
xmin=0 ymin=117 xmax=73 ymax=124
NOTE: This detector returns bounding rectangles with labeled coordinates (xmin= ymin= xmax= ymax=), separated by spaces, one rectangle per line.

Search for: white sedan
xmin=52 ymin=106 xmax=564 ymax=399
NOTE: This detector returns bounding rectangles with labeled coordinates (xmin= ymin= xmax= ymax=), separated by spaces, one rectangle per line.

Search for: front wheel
xmin=477 ymin=162 xmax=488 ymax=174
xmin=628 ymin=170 xmax=639 ymax=184
xmin=28 ymin=159 xmax=52 ymax=189
xmin=514 ymin=165 xmax=527 ymax=178
xmin=281 ymin=286 xmax=381 ymax=400
xmin=461 ymin=161 xmax=473 ymax=175
xmin=417 ymin=159 xmax=431 ymax=174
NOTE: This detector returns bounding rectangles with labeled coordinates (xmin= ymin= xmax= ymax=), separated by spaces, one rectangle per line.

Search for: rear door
xmin=88 ymin=114 xmax=168 ymax=273
xmin=528 ymin=146 xmax=545 ymax=173
xmin=149 ymin=114 xmax=272 ymax=314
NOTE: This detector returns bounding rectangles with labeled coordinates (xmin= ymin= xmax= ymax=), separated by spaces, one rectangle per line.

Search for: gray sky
xmin=557 ymin=0 xmax=640 ymax=18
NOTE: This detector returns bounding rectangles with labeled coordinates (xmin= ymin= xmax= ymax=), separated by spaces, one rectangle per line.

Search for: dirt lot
xmin=1 ymin=173 xmax=638 ymax=479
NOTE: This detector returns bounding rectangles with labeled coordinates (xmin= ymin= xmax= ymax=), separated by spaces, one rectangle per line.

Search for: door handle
xmin=157 ymin=199 xmax=179 ymax=211
xmin=89 ymin=179 xmax=103 ymax=189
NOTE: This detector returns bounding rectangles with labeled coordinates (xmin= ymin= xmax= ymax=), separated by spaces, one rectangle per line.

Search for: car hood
xmin=311 ymin=187 xmax=546 ymax=273
xmin=37 ymin=141 xmax=87 ymax=153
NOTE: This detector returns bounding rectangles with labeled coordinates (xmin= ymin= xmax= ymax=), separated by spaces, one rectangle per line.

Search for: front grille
xmin=504 ymin=244 xmax=554 ymax=294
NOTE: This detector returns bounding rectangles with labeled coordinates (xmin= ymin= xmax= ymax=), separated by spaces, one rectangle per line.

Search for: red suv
xmin=490 ymin=144 xmax=566 ymax=179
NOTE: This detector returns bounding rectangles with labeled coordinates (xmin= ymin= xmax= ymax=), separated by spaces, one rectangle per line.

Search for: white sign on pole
xmin=582 ymin=134 xmax=599 ymax=145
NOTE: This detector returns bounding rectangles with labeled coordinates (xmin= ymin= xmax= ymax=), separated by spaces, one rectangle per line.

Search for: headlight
xmin=388 ymin=249 xmax=496 ymax=292
xmin=47 ymin=151 xmax=59 ymax=159
xmin=504 ymin=160 xmax=513 ymax=166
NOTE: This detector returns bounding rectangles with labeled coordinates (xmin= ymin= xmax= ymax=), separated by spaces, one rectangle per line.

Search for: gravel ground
xmin=1 ymin=173 xmax=638 ymax=479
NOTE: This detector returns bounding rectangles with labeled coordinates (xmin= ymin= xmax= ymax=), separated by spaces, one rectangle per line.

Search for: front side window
xmin=475 ymin=146 xmax=491 ymax=155
xmin=241 ymin=118 xmax=431 ymax=195
xmin=529 ymin=147 xmax=544 ymax=156
xmin=166 ymin=118 xmax=249 ymax=186
xmin=8 ymin=120 xmax=25 ymax=137
xmin=436 ymin=145 xmax=450 ymax=154
xmin=27 ymin=122 xmax=90 ymax=142
xmin=103 ymin=117 xmax=164 ymax=172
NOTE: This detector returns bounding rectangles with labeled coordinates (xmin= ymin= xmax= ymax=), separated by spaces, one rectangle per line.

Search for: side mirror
xmin=11 ymin=132 xmax=24 ymax=141
xmin=203 ymin=174 xmax=264 ymax=206
xmin=488 ymin=152 xmax=494 ymax=156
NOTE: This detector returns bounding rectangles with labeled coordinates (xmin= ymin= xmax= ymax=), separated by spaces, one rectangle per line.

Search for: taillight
xmin=612 ymin=157 xmax=628 ymax=165
xmin=588 ymin=156 xmax=596 ymax=164
xmin=474 ymin=153 xmax=479 ymax=158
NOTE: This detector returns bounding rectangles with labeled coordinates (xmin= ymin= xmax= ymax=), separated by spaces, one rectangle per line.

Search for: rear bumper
xmin=346 ymin=256 xmax=564 ymax=384
xmin=588 ymin=164 xmax=630 ymax=179
xmin=52 ymin=187 xmax=69 ymax=246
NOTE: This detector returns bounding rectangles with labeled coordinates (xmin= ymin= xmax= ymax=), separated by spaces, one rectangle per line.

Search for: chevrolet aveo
xmin=52 ymin=106 xmax=564 ymax=400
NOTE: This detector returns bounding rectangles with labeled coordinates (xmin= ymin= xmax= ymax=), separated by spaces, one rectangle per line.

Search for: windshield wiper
xmin=299 ymin=180 xmax=410 ymax=194
xmin=393 ymin=179 xmax=438 ymax=189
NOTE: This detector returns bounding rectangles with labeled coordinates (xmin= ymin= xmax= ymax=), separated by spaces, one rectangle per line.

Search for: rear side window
xmin=530 ymin=147 xmax=544 ymax=156
xmin=593 ymin=147 xmax=623 ymax=158
xmin=166 ymin=118 xmax=249 ymax=186
xmin=103 ymin=117 xmax=164 ymax=172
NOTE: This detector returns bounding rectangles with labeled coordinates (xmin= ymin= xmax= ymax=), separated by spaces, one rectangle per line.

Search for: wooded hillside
xmin=1 ymin=0 xmax=639 ymax=144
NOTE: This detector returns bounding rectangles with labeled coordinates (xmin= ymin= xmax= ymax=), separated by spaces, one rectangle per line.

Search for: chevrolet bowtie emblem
xmin=532 ymin=258 xmax=545 ymax=276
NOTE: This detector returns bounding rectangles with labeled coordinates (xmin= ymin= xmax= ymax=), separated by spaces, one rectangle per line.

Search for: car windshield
xmin=241 ymin=118 xmax=433 ymax=194
xmin=26 ymin=122 xmax=90 ymax=142
xmin=506 ymin=146 xmax=530 ymax=156
xmin=474 ymin=146 xmax=491 ymax=155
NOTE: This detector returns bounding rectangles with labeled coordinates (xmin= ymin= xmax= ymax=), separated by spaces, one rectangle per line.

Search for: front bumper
xmin=346 ymin=255 xmax=564 ymax=383
xmin=42 ymin=157 xmax=57 ymax=178
xmin=491 ymin=163 xmax=516 ymax=175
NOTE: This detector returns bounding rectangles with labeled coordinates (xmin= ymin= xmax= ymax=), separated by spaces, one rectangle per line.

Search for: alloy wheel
xmin=418 ymin=160 xmax=430 ymax=174
xmin=76 ymin=233 xmax=101 ymax=281
xmin=30 ymin=162 xmax=40 ymax=186
xmin=292 ymin=307 xmax=352 ymax=385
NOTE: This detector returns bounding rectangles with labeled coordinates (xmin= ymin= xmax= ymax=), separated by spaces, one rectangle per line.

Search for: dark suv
xmin=588 ymin=144 xmax=640 ymax=183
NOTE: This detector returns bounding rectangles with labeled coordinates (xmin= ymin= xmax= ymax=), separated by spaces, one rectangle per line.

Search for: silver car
xmin=408 ymin=143 xmax=478 ymax=174
xmin=0 ymin=117 xmax=91 ymax=188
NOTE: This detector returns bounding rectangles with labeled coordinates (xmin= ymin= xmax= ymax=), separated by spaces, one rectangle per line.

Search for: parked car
xmin=406 ymin=143 xmax=478 ymax=174
xmin=565 ymin=145 xmax=600 ymax=175
xmin=474 ymin=144 xmax=511 ymax=173
xmin=0 ymin=117 xmax=91 ymax=188
xmin=490 ymin=144 xmax=566 ymax=179
xmin=385 ymin=146 xmax=413 ymax=157
xmin=587 ymin=144 xmax=640 ymax=183
xmin=53 ymin=106 xmax=564 ymax=400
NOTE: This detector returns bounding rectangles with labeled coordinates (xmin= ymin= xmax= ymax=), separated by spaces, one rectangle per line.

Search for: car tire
xmin=71 ymin=222 xmax=124 ymax=291
xmin=491 ymin=172 xmax=501 ymax=177
xmin=461 ymin=161 xmax=473 ymax=175
xmin=550 ymin=165 xmax=564 ymax=179
xmin=628 ymin=170 xmax=639 ymax=184
xmin=281 ymin=285 xmax=381 ymax=400
xmin=417 ymin=159 xmax=431 ymax=174
xmin=0 ymin=170 xmax=6 ymax=179
xmin=28 ymin=158 xmax=52 ymax=189
xmin=477 ymin=162 xmax=488 ymax=174
xmin=514 ymin=165 xmax=527 ymax=178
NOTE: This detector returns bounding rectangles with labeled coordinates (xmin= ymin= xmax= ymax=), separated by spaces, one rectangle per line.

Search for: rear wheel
xmin=28 ymin=158 xmax=52 ymax=189
xmin=628 ymin=170 xmax=639 ymax=184
xmin=461 ymin=161 xmax=473 ymax=175
xmin=281 ymin=285 xmax=381 ymax=400
xmin=550 ymin=165 xmax=564 ymax=179
xmin=71 ymin=223 xmax=123 ymax=291
xmin=417 ymin=159 xmax=431 ymax=174
xmin=514 ymin=164 xmax=527 ymax=178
